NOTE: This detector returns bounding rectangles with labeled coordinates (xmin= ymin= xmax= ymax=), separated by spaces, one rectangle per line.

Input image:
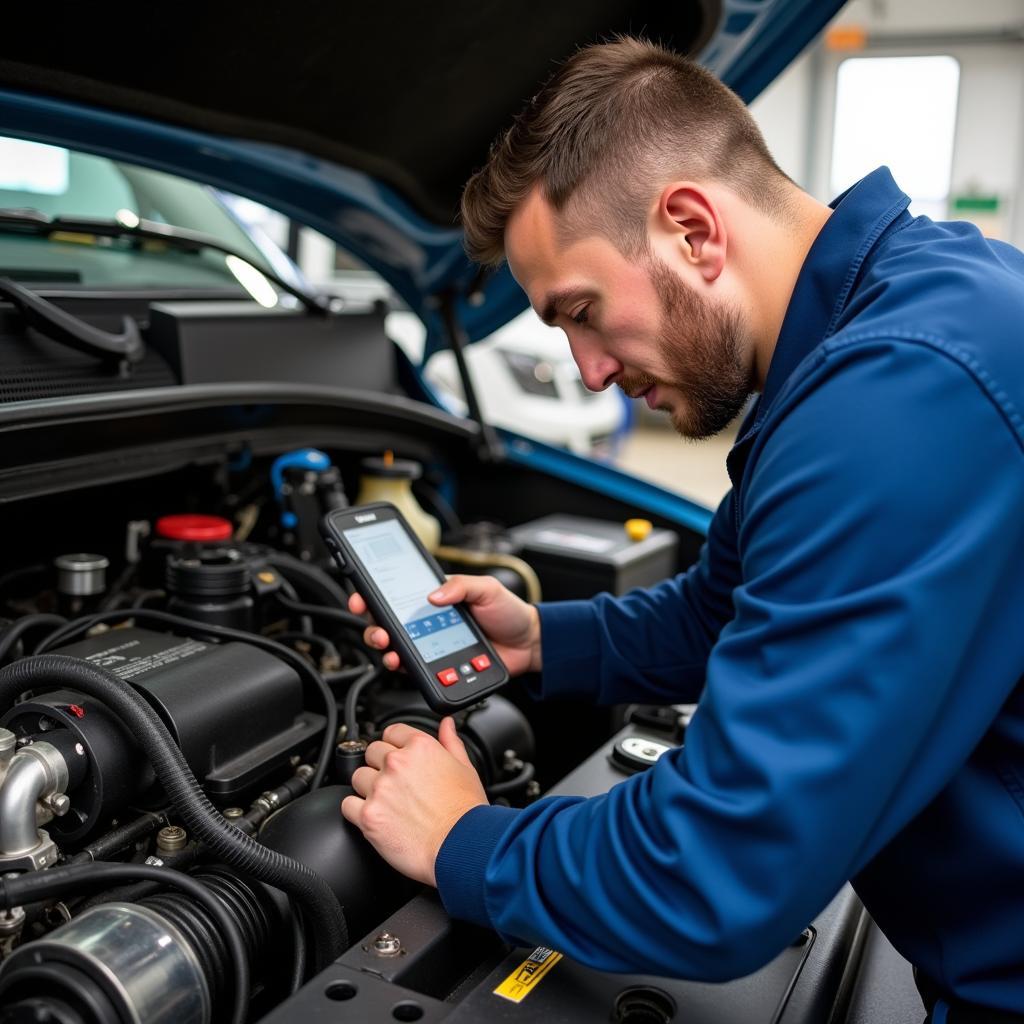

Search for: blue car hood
xmin=0 ymin=1 xmax=842 ymax=355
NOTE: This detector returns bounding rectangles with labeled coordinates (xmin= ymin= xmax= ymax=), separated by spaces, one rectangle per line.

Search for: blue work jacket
xmin=436 ymin=168 xmax=1024 ymax=1013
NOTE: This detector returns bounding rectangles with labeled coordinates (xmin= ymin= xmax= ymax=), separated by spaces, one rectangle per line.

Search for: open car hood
xmin=0 ymin=1 xmax=843 ymax=352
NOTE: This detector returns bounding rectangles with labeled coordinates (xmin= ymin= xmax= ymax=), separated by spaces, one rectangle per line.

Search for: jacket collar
xmin=728 ymin=167 xmax=911 ymax=488
xmin=758 ymin=165 xmax=911 ymax=417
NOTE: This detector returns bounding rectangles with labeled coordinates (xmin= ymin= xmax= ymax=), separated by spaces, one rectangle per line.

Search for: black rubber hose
xmin=0 ymin=862 xmax=249 ymax=1024
xmin=275 ymin=576 xmax=313 ymax=636
xmin=262 ymin=552 xmax=349 ymax=608
xmin=69 ymin=809 xmax=167 ymax=864
xmin=0 ymin=613 xmax=67 ymax=665
xmin=271 ymin=630 xmax=341 ymax=662
xmin=323 ymin=665 xmax=373 ymax=687
xmin=0 ymin=655 xmax=347 ymax=969
xmin=344 ymin=665 xmax=381 ymax=740
xmin=289 ymin=905 xmax=307 ymax=994
xmin=486 ymin=760 xmax=536 ymax=798
xmin=274 ymin=592 xmax=367 ymax=632
xmin=32 ymin=609 xmax=337 ymax=791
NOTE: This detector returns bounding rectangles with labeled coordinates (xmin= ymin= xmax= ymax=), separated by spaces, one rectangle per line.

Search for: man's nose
xmin=569 ymin=338 xmax=621 ymax=392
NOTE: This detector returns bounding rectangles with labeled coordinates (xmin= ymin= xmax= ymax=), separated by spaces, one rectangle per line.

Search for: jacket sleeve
xmin=435 ymin=339 xmax=1024 ymax=980
xmin=531 ymin=488 xmax=741 ymax=705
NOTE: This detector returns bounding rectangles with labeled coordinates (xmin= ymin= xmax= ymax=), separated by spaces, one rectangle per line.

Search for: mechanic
xmin=344 ymin=37 xmax=1024 ymax=1024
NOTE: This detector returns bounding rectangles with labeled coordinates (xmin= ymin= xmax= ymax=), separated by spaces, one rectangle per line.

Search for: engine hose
xmin=0 ymin=861 xmax=249 ymax=1024
xmin=344 ymin=665 xmax=381 ymax=740
xmin=262 ymin=552 xmax=349 ymax=608
xmin=143 ymin=869 xmax=276 ymax=1012
xmin=275 ymin=592 xmax=368 ymax=633
xmin=69 ymin=809 xmax=168 ymax=864
xmin=0 ymin=612 xmax=67 ymax=666
xmin=32 ymin=608 xmax=337 ymax=791
xmin=486 ymin=760 xmax=536 ymax=798
xmin=0 ymin=655 xmax=348 ymax=970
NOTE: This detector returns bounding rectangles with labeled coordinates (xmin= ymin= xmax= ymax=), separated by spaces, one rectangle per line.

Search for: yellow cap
xmin=625 ymin=518 xmax=652 ymax=542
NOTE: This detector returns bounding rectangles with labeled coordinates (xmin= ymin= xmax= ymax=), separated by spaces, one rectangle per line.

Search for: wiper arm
xmin=0 ymin=275 xmax=145 ymax=365
xmin=0 ymin=209 xmax=330 ymax=317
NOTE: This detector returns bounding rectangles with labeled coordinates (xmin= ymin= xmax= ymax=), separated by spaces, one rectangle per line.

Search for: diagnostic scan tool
xmin=321 ymin=502 xmax=510 ymax=712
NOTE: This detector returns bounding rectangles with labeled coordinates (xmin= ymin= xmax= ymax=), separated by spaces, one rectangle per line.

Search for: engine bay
xmin=0 ymin=436 xmax=705 ymax=1023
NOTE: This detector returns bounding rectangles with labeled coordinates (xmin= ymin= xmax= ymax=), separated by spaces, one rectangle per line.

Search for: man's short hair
xmin=461 ymin=36 xmax=794 ymax=267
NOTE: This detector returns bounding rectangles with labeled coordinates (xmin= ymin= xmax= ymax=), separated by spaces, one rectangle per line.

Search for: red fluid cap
xmin=156 ymin=514 xmax=233 ymax=543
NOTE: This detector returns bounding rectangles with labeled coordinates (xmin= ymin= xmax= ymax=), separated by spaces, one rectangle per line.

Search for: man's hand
xmin=348 ymin=574 xmax=542 ymax=676
xmin=343 ymin=717 xmax=488 ymax=886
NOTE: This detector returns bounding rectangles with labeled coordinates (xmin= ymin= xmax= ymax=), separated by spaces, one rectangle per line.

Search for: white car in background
xmin=387 ymin=305 xmax=630 ymax=456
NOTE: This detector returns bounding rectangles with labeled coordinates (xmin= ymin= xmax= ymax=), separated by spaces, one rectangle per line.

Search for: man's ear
xmin=657 ymin=184 xmax=726 ymax=283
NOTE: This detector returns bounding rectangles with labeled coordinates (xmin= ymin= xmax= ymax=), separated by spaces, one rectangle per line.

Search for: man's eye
xmin=571 ymin=306 xmax=590 ymax=325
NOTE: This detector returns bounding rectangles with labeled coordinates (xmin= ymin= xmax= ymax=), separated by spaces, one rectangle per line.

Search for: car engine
xmin=0 ymin=442 xmax=557 ymax=1023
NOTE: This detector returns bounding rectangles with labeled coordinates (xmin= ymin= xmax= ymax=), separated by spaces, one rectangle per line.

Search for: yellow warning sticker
xmin=493 ymin=946 xmax=563 ymax=1004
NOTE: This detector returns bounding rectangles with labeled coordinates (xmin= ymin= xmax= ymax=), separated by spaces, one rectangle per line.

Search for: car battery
xmin=510 ymin=514 xmax=678 ymax=601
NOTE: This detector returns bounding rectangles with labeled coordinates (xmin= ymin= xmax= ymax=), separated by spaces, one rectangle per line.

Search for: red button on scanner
xmin=437 ymin=668 xmax=460 ymax=687
xmin=471 ymin=655 xmax=491 ymax=671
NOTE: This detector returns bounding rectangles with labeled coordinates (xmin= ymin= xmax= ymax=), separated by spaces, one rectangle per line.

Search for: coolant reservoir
xmin=354 ymin=451 xmax=441 ymax=552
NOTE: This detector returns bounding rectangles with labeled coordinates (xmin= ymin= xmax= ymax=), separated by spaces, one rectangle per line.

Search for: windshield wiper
xmin=0 ymin=275 xmax=145 ymax=366
xmin=0 ymin=208 xmax=330 ymax=316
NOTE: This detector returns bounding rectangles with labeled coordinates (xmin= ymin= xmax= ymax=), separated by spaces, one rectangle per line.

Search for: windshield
xmin=0 ymin=136 xmax=285 ymax=292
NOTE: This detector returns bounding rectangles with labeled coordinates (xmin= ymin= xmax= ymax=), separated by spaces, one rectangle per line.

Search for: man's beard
xmin=620 ymin=256 xmax=752 ymax=440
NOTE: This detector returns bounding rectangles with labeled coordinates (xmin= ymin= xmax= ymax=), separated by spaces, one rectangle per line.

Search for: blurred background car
xmin=388 ymin=306 xmax=631 ymax=457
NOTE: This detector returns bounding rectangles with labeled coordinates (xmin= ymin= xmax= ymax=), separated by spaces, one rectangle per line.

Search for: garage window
xmin=830 ymin=55 xmax=960 ymax=220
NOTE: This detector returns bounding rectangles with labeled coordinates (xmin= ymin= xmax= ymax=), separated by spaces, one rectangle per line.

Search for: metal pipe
xmin=0 ymin=743 xmax=68 ymax=856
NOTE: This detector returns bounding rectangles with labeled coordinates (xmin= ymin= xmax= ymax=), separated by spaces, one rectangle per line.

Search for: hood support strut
xmin=438 ymin=291 xmax=504 ymax=463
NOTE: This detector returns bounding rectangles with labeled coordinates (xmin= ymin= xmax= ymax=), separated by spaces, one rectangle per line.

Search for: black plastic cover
xmin=52 ymin=627 xmax=324 ymax=799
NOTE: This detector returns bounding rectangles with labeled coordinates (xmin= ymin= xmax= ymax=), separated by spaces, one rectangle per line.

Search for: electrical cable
xmin=0 ymin=612 xmax=67 ymax=665
xmin=262 ymin=552 xmax=349 ymax=608
xmin=323 ymin=665 xmax=372 ymax=687
xmin=274 ymin=592 xmax=367 ymax=632
xmin=271 ymin=630 xmax=341 ymax=664
xmin=344 ymin=665 xmax=381 ymax=740
xmin=68 ymin=809 xmax=168 ymax=864
xmin=485 ymin=760 xmax=535 ymax=798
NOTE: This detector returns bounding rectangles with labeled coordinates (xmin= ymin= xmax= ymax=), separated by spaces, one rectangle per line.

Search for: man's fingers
xmin=438 ymin=716 xmax=473 ymax=768
xmin=348 ymin=592 xmax=368 ymax=616
xmin=363 ymin=625 xmax=390 ymax=650
xmin=428 ymin=574 xmax=498 ymax=608
xmin=381 ymin=722 xmax=433 ymax=748
xmin=341 ymin=794 xmax=364 ymax=828
xmin=364 ymin=740 xmax=397 ymax=770
xmin=351 ymin=765 xmax=378 ymax=798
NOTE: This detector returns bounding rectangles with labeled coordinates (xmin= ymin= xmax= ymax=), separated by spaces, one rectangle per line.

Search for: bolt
xmin=372 ymin=932 xmax=402 ymax=957
xmin=223 ymin=807 xmax=244 ymax=820
xmin=156 ymin=825 xmax=187 ymax=853
xmin=0 ymin=905 xmax=26 ymax=935
xmin=525 ymin=781 xmax=541 ymax=800
xmin=47 ymin=794 xmax=71 ymax=817
xmin=295 ymin=764 xmax=315 ymax=782
xmin=75 ymin=743 xmax=85 ymax=757
xmin=145 ymin=856 xmax=165 ymax=867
